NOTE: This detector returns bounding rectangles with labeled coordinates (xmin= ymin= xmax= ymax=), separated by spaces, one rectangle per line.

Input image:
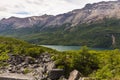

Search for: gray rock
xmin=48 ymin=69 xmax=64 ymax=80
xmin=8 ymin=55 xmax=25 ymax=66
xmin=33 ymin=64 xmax=40 ymax=68
xmin=25 ymin=57 xmax=35 ymax=64
xmin=0 ymin=73 xmax=34 ymax=80
xmin=68 ymin=70 xmax=82 ymax=80
xmin=0 ymin=53 xmax=57 ymax=80
xmin=46 ymin=62 xmax=55 ymax=71
xmin=58 ymin=76 xmax=67 ymax=80
xmin=10 ymin=67 xmax=16 ymax=73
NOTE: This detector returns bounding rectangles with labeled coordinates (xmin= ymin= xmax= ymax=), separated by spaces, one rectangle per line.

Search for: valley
xmin=0 ymin=0 xmax=120 ymax=80
xmin=0 ymin=1 xmax=120 ymax=48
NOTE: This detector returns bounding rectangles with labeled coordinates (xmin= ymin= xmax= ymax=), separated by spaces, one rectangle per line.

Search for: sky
xmin=0 ymin=0 xmax=116 ymax=19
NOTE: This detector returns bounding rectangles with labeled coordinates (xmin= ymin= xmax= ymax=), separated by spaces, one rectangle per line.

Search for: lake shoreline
xmin=41 ymin=45 xmax=112 ymax=51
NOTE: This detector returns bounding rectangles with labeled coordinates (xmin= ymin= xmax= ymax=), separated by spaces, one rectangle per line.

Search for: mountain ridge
xmin=0 ymin=0 xmax=120 ymax=29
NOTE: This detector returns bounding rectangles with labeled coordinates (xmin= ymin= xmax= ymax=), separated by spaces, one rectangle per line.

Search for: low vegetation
xmin=0 ymin=36 xmax=56 ymax=66
xmin=53 ymin=46 xmax=120 ymax=79
xmin=0 ymin=37 xmax=120 ymax=79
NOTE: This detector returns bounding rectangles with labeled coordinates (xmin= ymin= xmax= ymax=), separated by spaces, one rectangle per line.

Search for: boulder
xmin=48 ymin=69 xmax=64 ymax=80
xmin=59 ymin=76 xmax=68 ymax=80
xmin=68 ymin=70 xmax=82 ymax=80
xmin=8 ymin=55 xmax=24 ymax=65
xmin=25 ymin=57 xmax=35 ymax=64
xmin=46 ymin=62 xmax=55 ymax=71
xmin=40 ymin=53 xmax=52 ymax=63
xmin=0 ymin=73 xmax=34 ymax=80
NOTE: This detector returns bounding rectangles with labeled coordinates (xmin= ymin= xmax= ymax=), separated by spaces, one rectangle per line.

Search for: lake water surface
xmin=41 ymin=45 xmax=108 ymax=51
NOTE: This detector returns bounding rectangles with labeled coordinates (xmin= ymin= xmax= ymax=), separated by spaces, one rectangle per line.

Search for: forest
xmin=0 ymin=18 xmax=120 ymax=48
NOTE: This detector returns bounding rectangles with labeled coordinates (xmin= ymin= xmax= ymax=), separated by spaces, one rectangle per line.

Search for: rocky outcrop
xmin=48 ymin=69 xmax=64 ymax=80
xmin=0 ymin=53 xmax=64 ymax=80
xmin=0 ymin=56 xmax=95 ymax=80
xmin=111 ymin=34 xmax=116 ymax=46
xmin=1 ymin=1 xmax=120 ymax=30
xmin=0 ymin=15 xmax=53 ymax=29
xmin=0 ymin=73 xmax=34 ymax=80
xmin=68 ymin=70 xmax=95 ymax=80
xmin=68 ymin=70 xmax=82 ymax=80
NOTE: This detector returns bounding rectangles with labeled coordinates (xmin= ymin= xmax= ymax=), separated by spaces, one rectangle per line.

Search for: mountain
xmin=0 ymin=0 xmax=120 ymax=48
xmin=1 ymin=1 xmax=120 ymax=28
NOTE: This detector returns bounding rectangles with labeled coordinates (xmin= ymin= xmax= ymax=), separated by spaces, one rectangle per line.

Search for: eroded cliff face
xmin=0 ymin=15 xmax=53 ymax=29
xmin=112 ymin=34 xmax=116 ymax=46
xmin=0 ymin=1 xmax=120 ymax=29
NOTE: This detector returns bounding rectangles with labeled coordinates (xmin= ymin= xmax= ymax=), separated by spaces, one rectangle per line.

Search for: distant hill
xmin=0 ymin=0 xmax=120 ymax=48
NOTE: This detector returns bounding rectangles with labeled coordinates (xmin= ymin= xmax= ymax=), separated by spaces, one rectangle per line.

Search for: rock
xmin=10 ymin=67 xmax=16 ymax=73
xmin=58 ymin=76 xmax=67 ymax=80
xmin=21 ymin=62 xmax=28 ymax=68
xmin=46 ymin=62 xmax=55 ymax=71
xmin=8 ymin=55 xmax=24 ymax=65
xmin=34 ymin=60 xmax=39 ymax=64
xmin=25 ymin=56 xmax=35 ymax=64
xmin=8 ymin=67 xmax=12 ymax=72
xmin=48 ymin=69 xmax=64 ymax=80
xmin=0 ymin=53 xmax=58 ymax=80
xmin=0 ymin=73 xmax=34 ymax=80
xmin=33 ymin=64 xmax=40 ymax=68
xmin=40 ymin=53 xmax=52 ymax=63
xmin=68 ymin=70 xmax=82 ymax=80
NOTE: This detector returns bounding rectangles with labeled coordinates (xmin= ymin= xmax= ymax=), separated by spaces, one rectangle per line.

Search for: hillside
xmin=0 ymin=37 xmax=59 ymax=79
xmin=0 ymin=36 xmax=55 ymax=54
xmin=0 ymin=37 xmax=120 ymax=79
xmin=0 ymin=0 xmax=120 ymax=48
xmin=0 ymin=18 xmax=120 ymax=48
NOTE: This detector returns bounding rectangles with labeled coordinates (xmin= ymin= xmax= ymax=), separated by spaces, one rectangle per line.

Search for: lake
xmin=41 ymin=45 xmax=108 ymax=51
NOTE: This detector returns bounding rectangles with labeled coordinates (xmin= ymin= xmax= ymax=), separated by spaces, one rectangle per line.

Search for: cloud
xmin=15 ymin=11 xmax=30 ymax=15
xmin=0 ymin=7 xmax=7 ymax=11
xmin=0 ymin=0 xmax=116 ymax=19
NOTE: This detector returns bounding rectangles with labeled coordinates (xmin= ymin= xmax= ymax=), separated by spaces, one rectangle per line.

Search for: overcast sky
xmin=0 ymin=0 xmax=116 ymax=19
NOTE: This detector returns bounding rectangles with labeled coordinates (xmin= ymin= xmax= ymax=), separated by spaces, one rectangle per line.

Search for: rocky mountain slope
xmin=0 ymin=0 xmax=120 ymax=48
xmin=0 ymin=53 xmax=56 ymax=80
xmin=0 ymin=0 xmax=120 ymax=29
xmin=0 ymin=37 xmax=65 ymax=80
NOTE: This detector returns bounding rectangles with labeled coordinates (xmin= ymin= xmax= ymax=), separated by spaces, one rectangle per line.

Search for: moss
xmin=23 ymin=68 xmax=31 ymax=74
